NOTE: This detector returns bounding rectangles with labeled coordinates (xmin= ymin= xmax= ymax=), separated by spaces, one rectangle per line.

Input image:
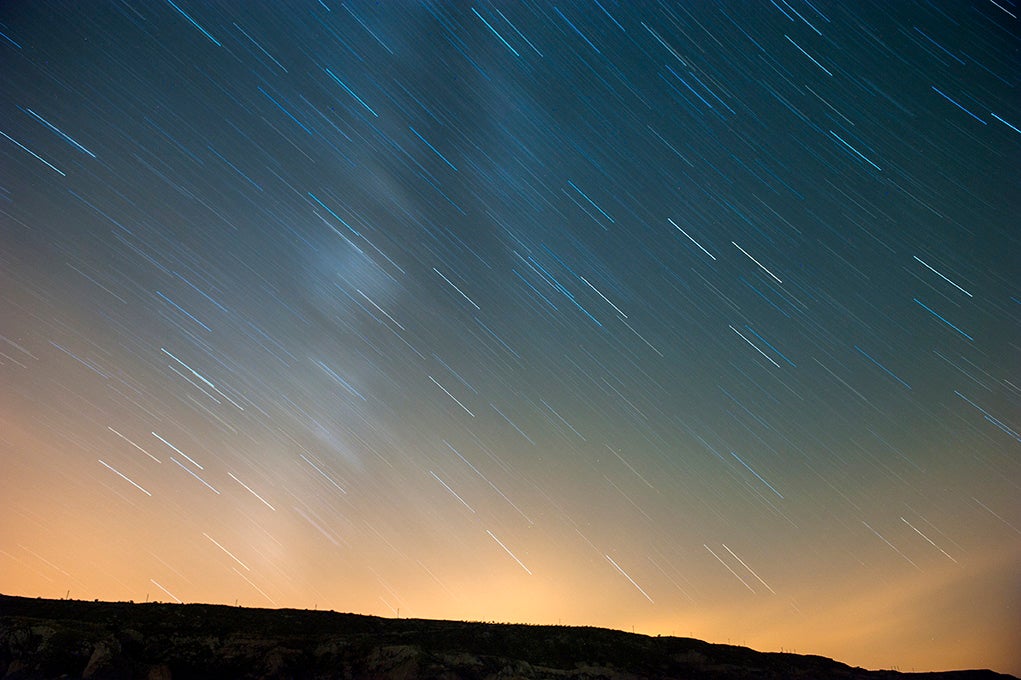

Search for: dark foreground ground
xmin=0 ymin=594 xmax=1015 ymax=680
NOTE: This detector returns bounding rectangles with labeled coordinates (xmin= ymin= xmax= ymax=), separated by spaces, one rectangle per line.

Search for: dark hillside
xmin=1 ymin=594 xmax=1015 ymax=680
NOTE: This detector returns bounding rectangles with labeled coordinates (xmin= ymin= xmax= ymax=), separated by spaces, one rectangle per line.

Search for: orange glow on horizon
xmin=3 ymin=410 xmax=1018 ymax=679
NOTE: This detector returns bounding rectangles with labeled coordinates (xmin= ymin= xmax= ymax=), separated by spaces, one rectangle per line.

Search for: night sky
xmin=2 ymin=1 xmax=1019 ymax=673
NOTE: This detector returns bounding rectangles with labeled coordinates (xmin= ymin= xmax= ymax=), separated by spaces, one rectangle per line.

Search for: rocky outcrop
xmin=0 ymin=594 xmax=1016 ymax=680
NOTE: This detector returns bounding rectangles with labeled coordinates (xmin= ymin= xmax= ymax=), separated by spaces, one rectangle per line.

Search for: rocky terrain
xmin=0 ymin=594 xmax=1015 ymax=680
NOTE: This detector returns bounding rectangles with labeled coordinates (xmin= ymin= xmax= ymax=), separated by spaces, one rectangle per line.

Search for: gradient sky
xmin=1 ymin=1 xmax=1019 ymax=674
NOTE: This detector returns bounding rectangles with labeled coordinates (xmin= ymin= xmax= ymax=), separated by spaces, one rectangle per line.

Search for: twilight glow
xmin=1 ymin=1 xmax=1018 ymax=675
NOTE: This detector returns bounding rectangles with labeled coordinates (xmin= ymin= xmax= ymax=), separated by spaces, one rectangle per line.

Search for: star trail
xmin=1 ymin=1 xmax=1018 ymax=674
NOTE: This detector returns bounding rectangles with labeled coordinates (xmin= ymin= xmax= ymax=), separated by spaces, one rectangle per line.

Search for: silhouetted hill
xmin=0 ymin=594 xmax=1014 ymax=679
